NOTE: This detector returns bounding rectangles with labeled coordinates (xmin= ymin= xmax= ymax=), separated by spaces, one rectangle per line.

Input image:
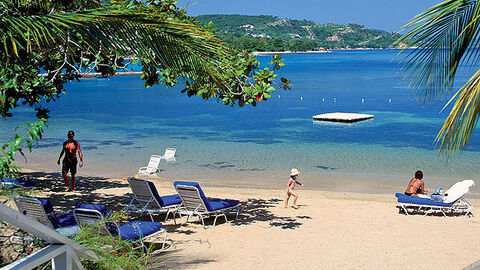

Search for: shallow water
xmin=2 ymin=50 xmax=479 ymax=193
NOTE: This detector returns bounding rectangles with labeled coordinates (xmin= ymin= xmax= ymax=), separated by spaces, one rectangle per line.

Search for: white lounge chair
xmin=12 ymin=196 xmax=79 ymax=245
xmin=137 ymin=149 xmax=176 ymax=175
xmin=125 ymin=177 xmax=182 ymax=221
xmin=172 ymin=181 xmax=240 ymax=229
xmin=137 ymin=155 xmax=162 ymax=175
xmin=161 ymin=148 xmax=176 ymax=162
xmin=73 ymin=206 xmax=167 ymax=250
xmin=395 ymin=180 xmax=475 ymax=217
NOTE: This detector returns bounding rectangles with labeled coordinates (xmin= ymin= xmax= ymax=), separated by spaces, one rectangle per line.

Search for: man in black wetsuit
xmin=57 ymin=130 xmax=84 ymax=191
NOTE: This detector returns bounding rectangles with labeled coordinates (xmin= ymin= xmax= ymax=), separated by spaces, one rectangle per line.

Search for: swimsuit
xmin=62 ymin=158 xmax=78 ymax=174
xmin=286 ymin=179 xmax=297 ymax=194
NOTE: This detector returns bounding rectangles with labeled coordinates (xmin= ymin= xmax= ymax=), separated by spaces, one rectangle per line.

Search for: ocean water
xmin=1 ymin=50 xmax=480 ymax=193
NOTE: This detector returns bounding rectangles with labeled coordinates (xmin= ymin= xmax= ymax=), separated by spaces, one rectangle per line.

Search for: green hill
xmin=196 ymin=14 xmax=399 ymax=52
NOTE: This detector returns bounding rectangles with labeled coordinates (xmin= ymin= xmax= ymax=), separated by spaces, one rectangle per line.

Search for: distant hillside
xmin=196 ymin=14 xmax=400 ymax=52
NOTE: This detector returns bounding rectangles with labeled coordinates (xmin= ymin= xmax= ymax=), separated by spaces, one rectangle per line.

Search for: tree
xmin=0 ymin=0 xmax=290 ymax=119
xmin=396 ymin=0 xmax=480 ymax=157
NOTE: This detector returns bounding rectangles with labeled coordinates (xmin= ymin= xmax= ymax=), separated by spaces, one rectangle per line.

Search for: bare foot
xmin=71 ymin=189 xmax=75 ymax=192
xmin=284 ymin=205 xmax=288 ymax=208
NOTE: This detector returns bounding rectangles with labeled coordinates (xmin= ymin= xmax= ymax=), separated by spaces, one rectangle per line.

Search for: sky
xmin=176 ymin=0 xmax=441 ymax=32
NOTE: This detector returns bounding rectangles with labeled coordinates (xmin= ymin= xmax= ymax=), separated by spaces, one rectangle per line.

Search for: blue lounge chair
xmin=2 ymin=177 xmax=35 ymax=191
xmin=395 ymin=180 xmax=475 ymax=217
xmin=74 ymin=203 xmax=167 ymax=250
xmin=13 ymin=196 xmax=79 ymax=238
xmin=173 ymin=181 xmax=240 ymax=229
xmin=125 ymin=177 xmax=182 ymax=222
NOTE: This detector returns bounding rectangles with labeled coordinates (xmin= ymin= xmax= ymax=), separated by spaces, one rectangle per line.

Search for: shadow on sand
xmin=236 ymin=198 xmax=311 ymax=230
xmin=16 ymin=171 xmax=130 ymax=212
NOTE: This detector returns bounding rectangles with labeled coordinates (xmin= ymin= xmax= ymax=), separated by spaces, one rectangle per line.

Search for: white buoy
xmin=278 ymin=95 xmax=281 ymax=98
xmin=300 ymin=96 xmax=303 ymax=101
xmin=388 ymin=98 xmax=391 ymax=103
xmin=361 ymin=98 xmax=364 ymax=103
xmin=334 ymin=97 xmax=336 ymax=103
xmin=322 ymin=98 xmax=325 ymax=102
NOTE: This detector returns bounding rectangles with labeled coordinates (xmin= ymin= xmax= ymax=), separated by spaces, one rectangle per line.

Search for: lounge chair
xmin=161 ymin=148 xmax=176 ymax=162
xmin=137 ymin=149 xmax=176 ymax=176
xmin=125 ymin=177 xmax=182 ymax=221
xmin=13 ymin=196 xmax=79 ymax=237
xmin=137 ymin=155 xmax=162 ymax=175
xmin=395 ymin=180 xmax=475 ymax=217
xmin=1 ymin=177 xmax=35 ymax=191
xmin=73 ymin=203 xmax=167 ymax=250
xmin=173 ymin=181 xmax=240 ymax=229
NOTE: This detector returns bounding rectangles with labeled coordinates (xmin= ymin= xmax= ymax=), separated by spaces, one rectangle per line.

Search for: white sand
xmin=11 ymin=171 xmax=480 ymax=269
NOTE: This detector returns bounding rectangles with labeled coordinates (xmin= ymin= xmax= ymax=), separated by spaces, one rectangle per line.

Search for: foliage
xmin=73 ymin=211 xmax=152 ymax=270
xmin=0 ymin=0 xmax=289 ymax=119
xmin=395 ymin=0 xmax=480 ymax=157
xmin=0 ymin=119 xmax=47 ymax=178
xmin=196 ymin=15 xmax=400 ymax=52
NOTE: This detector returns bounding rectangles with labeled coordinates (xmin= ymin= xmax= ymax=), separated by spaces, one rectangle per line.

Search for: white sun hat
xmin=290 ymin=168 xmax=300 ymax=176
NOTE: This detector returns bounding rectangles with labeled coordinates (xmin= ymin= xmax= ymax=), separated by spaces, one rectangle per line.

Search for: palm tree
xmin=0 ymin=0 xmax=287 ymax=118
xmin=396 ymin=0 xmax=480 ymax=158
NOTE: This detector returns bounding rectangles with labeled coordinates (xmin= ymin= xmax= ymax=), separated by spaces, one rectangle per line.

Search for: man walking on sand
xmin=57 ymin=130 xmax=83 ymax=191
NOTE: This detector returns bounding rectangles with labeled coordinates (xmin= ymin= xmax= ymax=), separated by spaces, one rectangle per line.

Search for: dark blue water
xmin=1 ymin=50 xmax=479 ymax=191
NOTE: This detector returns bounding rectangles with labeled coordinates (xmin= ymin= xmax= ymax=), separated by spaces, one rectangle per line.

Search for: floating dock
xmin=312 ymin=112 xmax=374 ymax=123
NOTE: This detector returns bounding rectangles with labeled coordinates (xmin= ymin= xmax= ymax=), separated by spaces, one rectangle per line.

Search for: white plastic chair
xmin=137 ymin=155 xmax=162 ymax=175
xmin=161 ymin=148 xmax=176 ymax=162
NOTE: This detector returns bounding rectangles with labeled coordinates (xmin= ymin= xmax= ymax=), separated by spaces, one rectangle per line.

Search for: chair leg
xmin=164 ymin=209 xmax=171 ymax=222
xmin=199 ymin=215 xmax=206 ymax=229
xmin=213 ymin=214 xmax=219 ymax=227
xmin=161 ymin=230 xmax=167 ymax=250
xmin=173 ymin=211 xmax=178 ymax=225
xmin=235 ymin=207 xmax=240 ymax=223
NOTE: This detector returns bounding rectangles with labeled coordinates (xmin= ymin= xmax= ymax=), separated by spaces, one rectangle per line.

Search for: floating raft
xmin=312 ymin=112 xmax=374 ymax=123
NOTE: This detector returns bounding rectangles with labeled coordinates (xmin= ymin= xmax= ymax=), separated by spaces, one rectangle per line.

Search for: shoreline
xmin=17 ymin=165 xmax=480 ymax=200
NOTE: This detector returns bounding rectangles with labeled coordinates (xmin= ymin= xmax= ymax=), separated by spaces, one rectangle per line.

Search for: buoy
xmin=300 ymin=96 xmax=303 ymax=101
xmin=278 ymin=95 xmax=281 ymax=98
xmin=322 ymin=98 xmax=325 ymax=102
xmin=388 ymin=98 xmax=391 ymax=103
xmin=334 ymin=97 xmax=336 ymax=103
xmin=361 ymin=98 xmax=364 ymax=103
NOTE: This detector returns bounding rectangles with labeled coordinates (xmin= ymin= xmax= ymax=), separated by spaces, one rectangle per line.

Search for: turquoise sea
xmin=1 ymin=50 xmax=480 ymax=193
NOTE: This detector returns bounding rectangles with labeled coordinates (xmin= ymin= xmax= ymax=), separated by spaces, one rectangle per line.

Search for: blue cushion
xmin=395 ymin=193 xmax=455 ymax=207
xmin=36 ymin=198 xmax=77 ymax=228
xmin=159 ymin=194 xmax=182 ymax=207
xmin=2 ymin=177 xmax=35 ymax=187
xmin=174 ymin=181 xmax=238 ymax=212
xmin=56 ymin=211 xmax=77 ymax=227
xmin=140 ymin=179 xmax=181 ymax=207
xmin=118 ymin=221 xmax=163 ymax=241
xmin=75 ymin=202 xmax=110 ymax=217
xmin=37 ymin=198 xmax=55 ymax=214
xmin=207 ymin=199 xmax=239 ymax=211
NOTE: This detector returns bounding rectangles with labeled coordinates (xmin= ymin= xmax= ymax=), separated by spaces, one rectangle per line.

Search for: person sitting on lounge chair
xmin=404 ymin=170 xmax=428 ymax=196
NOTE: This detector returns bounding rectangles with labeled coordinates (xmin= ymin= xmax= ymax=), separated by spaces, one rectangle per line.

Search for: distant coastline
xmin=251 ymin=50 xmax=331 ymax=56
xmin=251 ymin=48 xmax=394 ymax=56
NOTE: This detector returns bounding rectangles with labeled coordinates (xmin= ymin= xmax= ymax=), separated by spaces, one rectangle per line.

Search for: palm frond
xmin=0 ymin=8 xmax=233 ymax=94
xmin=396 ymin=0 xmax=480 ymax=102
xmin=436 ymin=68 xmax=480 ymax=157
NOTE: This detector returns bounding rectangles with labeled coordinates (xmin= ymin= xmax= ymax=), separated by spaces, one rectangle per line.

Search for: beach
xmin=7 ymin=169 xmax=480 ymax=269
